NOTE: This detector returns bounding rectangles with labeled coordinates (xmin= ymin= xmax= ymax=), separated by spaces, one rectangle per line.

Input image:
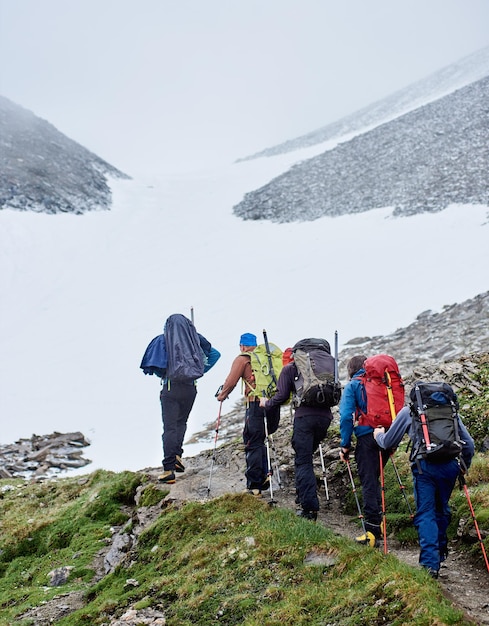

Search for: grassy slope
xmin=0 ymin=362 xmax=487 ymax=625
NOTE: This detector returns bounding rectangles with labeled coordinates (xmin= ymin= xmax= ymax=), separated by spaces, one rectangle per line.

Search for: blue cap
xmin=240 ymin=333 xmax=257 ymax=347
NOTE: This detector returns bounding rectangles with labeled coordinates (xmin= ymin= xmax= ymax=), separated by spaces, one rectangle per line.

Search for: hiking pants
xmin=160 ymin=380 xmax=197 ymax=471
xmin=243 ymin=400 xmax=268 ymax=490
xmin=292 ymin=413 xmax=330 ymax=512
xmin=355 ymin=432 xmax=390 ymax=537
xmin=412 ymin=458 xmax=459 ymax=573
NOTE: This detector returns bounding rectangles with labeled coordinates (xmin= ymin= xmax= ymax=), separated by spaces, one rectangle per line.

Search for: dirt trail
xmin=152 ymin=449 xmax=489 ymax=626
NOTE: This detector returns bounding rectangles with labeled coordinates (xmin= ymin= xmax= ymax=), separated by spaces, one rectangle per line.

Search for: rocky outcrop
xmin=338 ymin=291 xmax=489 ymax=378
xmin=0 ymin=431 xmax=91 ymax=479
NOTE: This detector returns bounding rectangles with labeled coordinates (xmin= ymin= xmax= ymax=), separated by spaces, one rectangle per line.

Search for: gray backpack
xmin=409 ymin=381 xmax=463 ymax=463
xmin=292 ymin=338 xmax=342 ymax=408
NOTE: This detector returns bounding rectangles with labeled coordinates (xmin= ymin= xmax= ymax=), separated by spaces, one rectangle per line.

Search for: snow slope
xmin=1 ymin=144 xmax=488 ymax=473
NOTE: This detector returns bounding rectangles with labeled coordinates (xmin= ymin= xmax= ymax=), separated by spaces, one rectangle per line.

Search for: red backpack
xmin=356 ymin=354 xmax=405 ymax=428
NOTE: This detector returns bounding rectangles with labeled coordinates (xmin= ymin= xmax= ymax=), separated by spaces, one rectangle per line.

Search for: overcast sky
xmin=2 ymin=0 xmax=489 ymax=177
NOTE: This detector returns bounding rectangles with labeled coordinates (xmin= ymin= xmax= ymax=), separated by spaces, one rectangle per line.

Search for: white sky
xmin=1 ymin=0 xmax=489 ymax=177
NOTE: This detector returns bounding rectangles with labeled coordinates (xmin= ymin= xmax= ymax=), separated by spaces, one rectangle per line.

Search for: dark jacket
xmin=264 ymin=363 xmax=333 ymax=420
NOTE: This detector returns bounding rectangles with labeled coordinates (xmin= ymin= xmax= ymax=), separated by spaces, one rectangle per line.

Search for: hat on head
xmin=239 ymin=333 xmax=257 ymax=347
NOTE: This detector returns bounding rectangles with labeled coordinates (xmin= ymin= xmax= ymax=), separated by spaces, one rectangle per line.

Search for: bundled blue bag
xmin=140 ymin=313 xmax=220 ymax=380
xmin=164 ymin=314 xmax=205 ymax=382
xmin=140 ymin=334 xmax=167 ymax=378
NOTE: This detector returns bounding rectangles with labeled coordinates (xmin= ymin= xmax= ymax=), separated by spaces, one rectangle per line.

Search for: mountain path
xmin=147 ymin=450 xmax=489 ymax=626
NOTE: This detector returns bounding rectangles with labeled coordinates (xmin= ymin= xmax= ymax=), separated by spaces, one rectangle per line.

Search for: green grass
xmin=0 ymin=474 xmax=482 ymax=626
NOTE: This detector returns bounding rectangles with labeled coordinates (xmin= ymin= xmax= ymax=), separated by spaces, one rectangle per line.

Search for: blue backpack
xmin=165 ymin=314 xmax=205 ymax=382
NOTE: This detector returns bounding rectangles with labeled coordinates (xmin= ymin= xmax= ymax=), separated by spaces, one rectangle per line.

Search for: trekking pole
xmin=390 ymin=456 xmax=414 ymax=518
xmin=262 ymin=395 xmax=276 ymax=506
xmin=385 ymin=375 xmax=413 ymax=518
xmin=269 ymin=433 xmax=282 ymax=489
xmin=207 ymin=401 xmax=222 ymax=497
xmin=346 ymin=459 xmax=367 ymax=535
xmin=262 ymin=329 xmax=279 ymax=393
xmin=334 ymin=330 xmax=339 ymax=384
xmin=414 ymin=384 xmax=433 ymax=452
xmin=379 ymin=450 xmax=388 ymax=554
xmin=318 ymin=443 xmax=330 ymax=503
xmin=458 ymin=473 xmax=489 ymax=573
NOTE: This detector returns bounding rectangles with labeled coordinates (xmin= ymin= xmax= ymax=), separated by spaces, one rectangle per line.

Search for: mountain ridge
xmin=239 ymin=44 xmax=489 ymax=162
xmin=233 ymin=75 xmax=489 ymax=222
xmin=0 ymin=95 xmax=129 ymax=215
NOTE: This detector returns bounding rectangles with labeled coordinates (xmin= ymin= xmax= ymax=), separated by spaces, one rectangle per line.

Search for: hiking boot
xmin=440 ymin=546 xmax=449 ymax=563
xmin=246 ymin=488 xmax=262 ymax=497
xmin=157 ymin=471 xmax=176 ymax=484
xmin=261 ymin=477 xmax=270 ymax=491
xmin=355 ymin=531 xmax=378 ymax=548
xmin=296 ymin=510 xmax=317 ymax=522
xmin=175 ymin=456 xmax=185 ymax=473
xmin=425 ymin=567 xmax=439 ymax=579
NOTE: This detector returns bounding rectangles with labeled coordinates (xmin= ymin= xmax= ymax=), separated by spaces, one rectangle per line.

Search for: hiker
xmin=216 ymin=333 xmax=279 ymax=495
xmin=142 ymin=313 xmax=220 ymax=484
xmin=373 ymin=384 xmax=474 ymax=578
xmin=339 ymin=355 xmax=391 ymax=546
xmin=260 ymin=338 xmax=337 ymax=520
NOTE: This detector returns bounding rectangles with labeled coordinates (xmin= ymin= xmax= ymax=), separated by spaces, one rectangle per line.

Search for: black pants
xmin=292 ymin=413 xmax=330 ymax=512
xmin=355 ymin=432 xmax=390 ymax=536
xmin=243 ymin=401 xmax=268 ymax=490
xmin=160 ymin=380 xmax=197 ymax=471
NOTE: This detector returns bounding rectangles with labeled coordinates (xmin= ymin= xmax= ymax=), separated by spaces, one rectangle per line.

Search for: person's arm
xmin=373 ymin=406 xmax=411 ymax=449
xmin=260 ymin=365 xmax=294 ymax=407
xmin=339 ymin=382 xmax=357 ymax=449
xmin=216 ymin=355 xmax=247 ymax=401
xmin=204 ymin=347 xmax=221 ymax=373
xmin=458 ymin=417 xmax=475 ymax=471
xmin=338 ymin=381 xmax=359 ymax=460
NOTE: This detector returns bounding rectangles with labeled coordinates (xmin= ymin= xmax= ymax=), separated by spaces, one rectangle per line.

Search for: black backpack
xmin=164 ymin=314 xmax=205 ymax=382
xmin=292 ymin=338 xmax=342 ymax=409
xmin=409 ymin=381 xmax=463 ymax=463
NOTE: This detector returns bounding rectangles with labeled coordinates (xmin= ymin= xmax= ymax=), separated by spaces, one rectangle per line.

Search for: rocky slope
xmin=0 ymin=95 xmax=129 ymax=214
xmin=190 ymin=290 xmax=489 ymax=448
xmin=234 ymin=76 xmax=489 ymax=222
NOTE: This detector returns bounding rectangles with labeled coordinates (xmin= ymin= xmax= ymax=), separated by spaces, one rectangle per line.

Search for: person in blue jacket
xmin=374 ymin=390 xmax=474 ymax=579
xmin=339 ymin=355 xmax=390 ymax=546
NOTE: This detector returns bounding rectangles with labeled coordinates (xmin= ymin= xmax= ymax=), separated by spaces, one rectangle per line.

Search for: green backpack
xmin=243 ymin=342 xmax=283 ymax=399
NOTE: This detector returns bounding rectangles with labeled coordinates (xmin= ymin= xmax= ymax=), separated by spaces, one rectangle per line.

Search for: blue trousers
xmin=412 ymin=459 xmax=460 ymax=572
xmin=160 ymin=381 xmax=197 ymax=471
xmin=292 ymin=413 xmax=330 ymax=512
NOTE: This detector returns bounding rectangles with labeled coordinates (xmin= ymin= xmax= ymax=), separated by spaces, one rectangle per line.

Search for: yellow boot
xmin=157 ymin=470 xmax=176 ymax=484
xmin=355 ymin=531 xmax=377 ymax=547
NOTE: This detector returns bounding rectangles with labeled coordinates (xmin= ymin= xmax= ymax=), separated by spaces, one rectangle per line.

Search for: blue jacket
xmin=339 ymin=367 xmax=372 ymax=448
